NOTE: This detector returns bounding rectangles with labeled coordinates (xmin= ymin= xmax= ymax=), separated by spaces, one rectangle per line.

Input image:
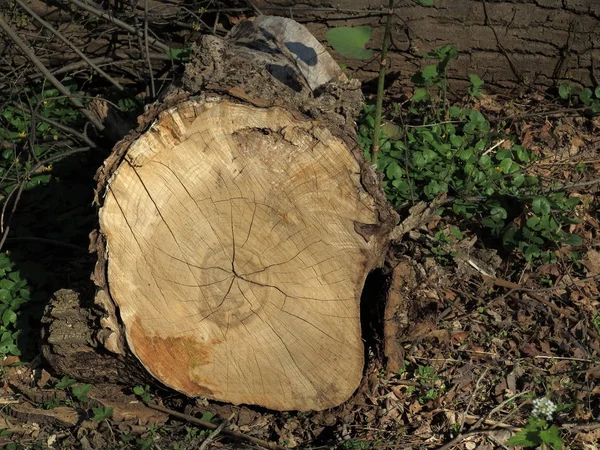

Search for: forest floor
xmin=1 ymin=1 xmax=599 ymax=448
xmin=0 ymin=90 xmax=599 ymax=450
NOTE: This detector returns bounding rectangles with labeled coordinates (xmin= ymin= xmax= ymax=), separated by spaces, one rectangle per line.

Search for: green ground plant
xmin=56 ymin=376 xmax=91 ymax=403
xmin=506 ymin=416 xmax=562 ymax=449
xmin=0 ymin=252 xmax=30 ymax=357
xmin=558 ymin=82 xmax=600 ymax=114
xmin=0 ymin=80 xmax=84 ymax=196
xmin=133 ymin=384 xmax=152 ymax=403
xmin=356 ymin=45 xmax=584 ymax=265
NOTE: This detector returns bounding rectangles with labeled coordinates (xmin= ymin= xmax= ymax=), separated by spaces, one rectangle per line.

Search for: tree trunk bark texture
xmin=256 ymin=0 xmax=600 ymax=92
xmin=42 ymin=16 xmax=398 ymax=412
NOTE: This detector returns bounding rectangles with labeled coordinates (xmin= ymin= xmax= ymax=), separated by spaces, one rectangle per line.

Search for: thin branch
xmin=11 ymin=103 xmax=96 ymax=148
xmin=144 ymin=0 xmax=155 ymax=99
xmin=145 ymin=403 xmax=288 ymax=450
xmin=198 ymin=415 xmax=229 ymax=450
xmin=28 ymin=52 xmax=173 ymax=79
xmin=459 ymin=368 xmax=489 ymax=433
xmin=246 ymin=0 xmax=262 ymax=15
xmin=371 ymin=0 xmax=394 ymax=166
xmin=15 ymin=0 xmax=124 ymax=91
xmin=68 ymin=0 xmax=170 ymax=52
xmin=0 ymin=178 xmax=26 ymax=251
xmin=0 ymin=16 xmax=105 ymax=131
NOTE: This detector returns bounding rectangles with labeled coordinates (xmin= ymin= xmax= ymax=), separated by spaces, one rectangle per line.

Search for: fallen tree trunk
xmin=255 ymin=0 xmax=600 ymax=91
xmin=42 ymin=16 xmax=397 ymax=411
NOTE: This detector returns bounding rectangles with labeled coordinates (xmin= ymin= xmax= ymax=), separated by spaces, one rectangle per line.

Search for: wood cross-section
xmin=100 ymin=100 xmax=381 ymax=411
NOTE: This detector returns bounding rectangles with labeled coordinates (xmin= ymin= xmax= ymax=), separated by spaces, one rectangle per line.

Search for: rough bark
xmin=256 ymin=0 xmax=600 ymax=92
xmin=42 ymin=16 xmax=398 ymax=412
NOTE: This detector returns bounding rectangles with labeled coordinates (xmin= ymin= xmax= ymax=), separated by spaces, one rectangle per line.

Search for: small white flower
xmin=532 ymin=397 xmax=557 ymax=421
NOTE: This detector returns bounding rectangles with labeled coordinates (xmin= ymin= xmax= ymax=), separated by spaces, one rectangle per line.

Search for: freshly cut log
xmin=43 ymin=16 xmax=397 ymax=411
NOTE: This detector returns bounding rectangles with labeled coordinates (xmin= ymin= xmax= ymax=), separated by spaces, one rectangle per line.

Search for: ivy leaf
xmin=532 ymin=197 xmax=551 ymax=215
xmin=325 ymin=26 xmax=374 ymax=59
xmin=558 ymin=83 xmax=572 ymax=100
xmin=499 ymin=158 xmax=513 ymax=173
xmin=2 ymin=310 xmax=16 ymax=327
xmin=579 ymin=88 xmax=593 ymax=105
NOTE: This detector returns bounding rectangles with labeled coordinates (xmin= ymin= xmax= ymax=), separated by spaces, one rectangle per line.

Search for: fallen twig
xmin=198 ymin=414 xmax=230 ymax=450
xmin=15 ymin=0 xmax=124 ymax=91
xmin=0 ymin=16 xmax=105 ymax=131
xmin=69 ymin=0 xmax=170 ymax=52
xmin=145 ymin=402 xmax=287 ymax=450
xmin=144 ymin=0 xmax=156 ymax=99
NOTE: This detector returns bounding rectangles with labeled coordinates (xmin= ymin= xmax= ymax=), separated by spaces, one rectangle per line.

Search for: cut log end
xmin=98 ymin=99 xmax=391 ymax=411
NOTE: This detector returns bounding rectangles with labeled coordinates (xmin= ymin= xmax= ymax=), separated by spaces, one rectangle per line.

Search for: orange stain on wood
xmin=129 ymin=317 xmax=217 ymax=396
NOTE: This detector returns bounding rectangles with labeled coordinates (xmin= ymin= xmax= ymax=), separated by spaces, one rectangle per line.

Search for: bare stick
xmin=198 ymin=415 xmax=229 ymax=450
xmin=144 ymin=0 xmax=156 ymax=99
xmin=145 ymin=402 xmax=287 ymax=450
xmin=11 ymin=103 xmax=96 ymax=148
xmin=371 ymin=0 xmax=394 ymax=166
xmin=15 ymin=0 xmax=123 ymax=91
xmin=69 ymin=0 xmax=170 ymax=52
xmin=0 ymin=179 xmax=26 ymax=251
xmin=0 ymin=16 xmax=105 ymax=131
xmin=459 ymin=368 xmax=489 ymax=433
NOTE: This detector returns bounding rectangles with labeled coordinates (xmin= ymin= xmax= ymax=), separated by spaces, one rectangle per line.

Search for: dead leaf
xmin=11 ymin=403 xmax=80 ymax=427
xmin=583 ymin=249 xmax=600 ymax=276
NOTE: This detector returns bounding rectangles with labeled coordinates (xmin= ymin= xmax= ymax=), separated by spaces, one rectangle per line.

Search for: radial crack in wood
xmin=99 ymin=99 xmax=388 ymax=411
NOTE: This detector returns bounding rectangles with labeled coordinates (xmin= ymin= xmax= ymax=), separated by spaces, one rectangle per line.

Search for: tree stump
xmin=42 ymin=16 xmax=397 ymax=411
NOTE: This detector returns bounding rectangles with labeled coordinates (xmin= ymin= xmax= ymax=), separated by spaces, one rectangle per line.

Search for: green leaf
xmin=381 ymin=123 xmax=402 ymax=139
xmin=532 ymin=197 xmax=551 ymax=215
xmin=418 ymin=0 xmax=434 ymax=5
xmin=490 ymin=206 xmax=507 ymax=220
xmin=0 ymin=279 xmax=14 ymax=290
xmin=527 ymin=216 xmax=541 ymax=230
xmin=561 ymin=233 xmax=583 ymax=246
xmin=512 ymin=174 xmax=525 ymax=187
xmin=0 ymin=289 xmax=11 ymax=304
xmin=524 ymin=244 xmax=541 ymax=261
xmin=56 ymin=376 xmax=77 ymax=389
xmin=2 ymin=310 xmax=16 ymax=327
xmin=386 ymin=162 xmax=404 ymax=180
xmin=506 ymin=429 xmax=542 ymax=447
xmin=92 ymin=407 xmax=113 ymax=421
xmin=325 ymin=26 xmax=374 ymax=60
xmin=165 ymin=48 xmax=190 ymax=62
xmin=539 ymin=425 xmax=563 ymax=450
xmin=421 ymin=65 xmax=438 ymax=80
xmin=558 ymin=83 xmax=572 ymax=100
xmin=469 ymin=74 xmax=484 ymax=89
xmin=457 ymin=148 xmax=473 ymax=161
xmin=133 ymin=386 xmax=145 ymax=395
xmin=71 ymin=384 xmax=91 ymax=402
xmin=579 ymin=88 xmax=593 ymax=105
xmin=201 ymin=411 xmax=217 ymax=423
xmin=412 ymin=88 xmax=430 ymax=103
xmin=499 ymin=158 xmax=513 ymax=173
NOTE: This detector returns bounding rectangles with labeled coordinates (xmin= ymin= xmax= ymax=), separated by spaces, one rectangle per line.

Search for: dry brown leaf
xmin=583 ymin=249 xmax=600 ymax=276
